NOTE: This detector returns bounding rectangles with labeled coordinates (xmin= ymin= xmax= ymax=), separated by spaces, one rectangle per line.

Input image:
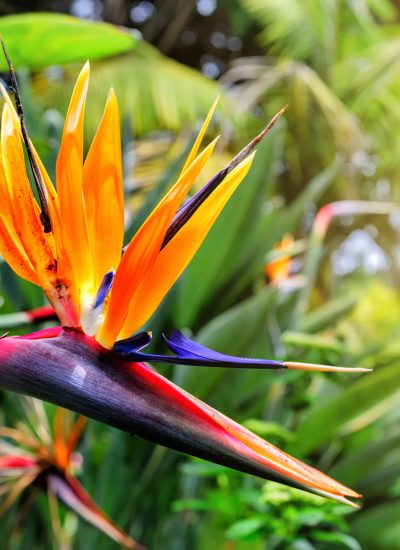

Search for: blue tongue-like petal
xmin=94 ymin=270 xmax=115 ymax=309
xmin=114 ymin=331 xmax=153 ymax=353
xmin=114 ymin=330 xmax=285 ymax=369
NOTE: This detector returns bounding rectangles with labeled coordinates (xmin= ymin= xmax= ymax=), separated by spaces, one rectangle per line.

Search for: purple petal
xmin=115 ymin=330 xmax=284 ymax=369
xmin=162 ymin=169 xmax=227 ymax=247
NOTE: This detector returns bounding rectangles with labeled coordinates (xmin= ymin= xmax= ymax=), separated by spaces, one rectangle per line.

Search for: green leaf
xmin=196 ymin=287 xmax=276 ymax=354
xmin=282 ymin=331 xmax=343 ymax=353
xmin=226 ymin=517 xmax=265 ymax=540
xmin=0 ymin=13 xmax=137 ymax=70
xmin=313 ymin=530 xmax=361 ymax=550
xmin=350 ymin=502 xmax=400 ymax=549
xmin=289 ymin=361 xmax=400 ymax=456
xmin=332 ymin=430 xmax=400 ymax=487
xmin=298 ymin=295 xmax=357 ymax=333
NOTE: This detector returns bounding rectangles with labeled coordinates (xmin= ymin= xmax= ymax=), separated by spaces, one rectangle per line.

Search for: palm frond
xmin=32 ymin=41 xmax=228 ymax=137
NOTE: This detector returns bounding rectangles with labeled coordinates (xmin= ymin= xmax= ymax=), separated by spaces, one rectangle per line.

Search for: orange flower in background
xmin=265 ymin=234 xmax=295 ymax=285
xmin=0 ymin=399 xmax=138 ymax=549
xmin=265 ymin=234 xmax=307 ymax=290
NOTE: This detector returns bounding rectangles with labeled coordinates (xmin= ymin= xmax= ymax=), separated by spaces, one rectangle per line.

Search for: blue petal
xmin=94 ymin=270 xmax=115 ymax=309
xmin=164 ymin=331 xmax=284 ymax=368
xmin=114 ymin=331 xmax=153 ymax=353
xmin=115 ymin=330 xmax=284 ymax=369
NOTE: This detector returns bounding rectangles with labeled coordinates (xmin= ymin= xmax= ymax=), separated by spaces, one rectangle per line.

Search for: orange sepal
xmin=83 ymin=89 xmax=124 ymax=290
xmin=99 ymin=138 xmax=219 ymax=347
xmin=56 ymin=62 xmax=92 ymax=308
xmin=0 ymin=216 xmax=38 ymax=285
xmin=53 ymin=409 xmax=87 ymax=470
xmin=180 ymin=97 xmax=218 ymax=175
xmin=0 ymin=104 xmax=56 ymax=285
xmin=117 ymin=155 xmax=254 ymax=339
xmin=0 ymin=153 xmax=38 ymax=284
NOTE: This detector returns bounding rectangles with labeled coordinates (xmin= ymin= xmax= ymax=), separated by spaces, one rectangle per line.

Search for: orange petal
xmin=180 ymin=97 xmax=218 ymax=175
xmin=1 ymin=103 xmax=56 ymax=286
xmin=0 ymin=93 xmax=79 ymax=325
xmin=0 ymin=152 xmax=38 ymax=284
xmin=99 ymin=138 xmax=219 ymax=348
xmin=0 ymin=82 xmax=60 ymax=228
xmin=53 ymin=408 xmax=69 ymax=470
xmin=0 ymin=82 xmax=67 ymax=286
xmin=56 ymin=63 xmax=92 ymax=308
xmin=117 ymin=155 xmax=254 ymax=339
xmin=65 ymin=416 xmax=87 ymax=460
xmin=83 ymin=89 xmax=124 ymax=290
xmin=0 ymin=215 xmax=38 ymax=284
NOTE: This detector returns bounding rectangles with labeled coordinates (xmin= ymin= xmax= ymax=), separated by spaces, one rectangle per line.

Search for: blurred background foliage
xmin=0 ymin=1 xmax=400 ymax=548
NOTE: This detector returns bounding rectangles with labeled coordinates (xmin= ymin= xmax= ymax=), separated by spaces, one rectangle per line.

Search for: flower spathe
xmin=0 ymin=54 xmax=366 ymax=507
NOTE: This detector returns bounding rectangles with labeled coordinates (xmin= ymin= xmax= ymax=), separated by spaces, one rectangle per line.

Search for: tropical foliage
xmin=0 ymin=3 xmax=399 ymax=549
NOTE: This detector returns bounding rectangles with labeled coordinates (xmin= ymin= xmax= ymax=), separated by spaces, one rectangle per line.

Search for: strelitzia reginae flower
xmin=0 ymin=399 xmax=139 ymax=549
xmin=0 ymin=45 xmax=367 ymax=509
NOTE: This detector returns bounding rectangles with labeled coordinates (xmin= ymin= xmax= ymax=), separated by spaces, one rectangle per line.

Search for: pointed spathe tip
xmin=313 ymin=487 xmax=362 ymax=508
xmin=226 ymin=105 xmax=287 ymax=174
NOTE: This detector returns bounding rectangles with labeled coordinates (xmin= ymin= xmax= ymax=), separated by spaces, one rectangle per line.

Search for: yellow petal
xmin=180 ymin=97 xmax=218 ymax=176
xmin=117 ymin=155 xmax=254 ymax=339
xmin=56 ymin=63 xmax=92 ymax=308
xmin=99 ymin=138 xmax=219 ymax=348
xmin=83 ymin=89 xmax=124 ymax=290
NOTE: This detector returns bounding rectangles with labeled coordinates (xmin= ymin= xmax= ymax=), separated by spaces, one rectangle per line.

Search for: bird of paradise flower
xmin=0 ymin=398 xmax=139 ymax=548
xmin=0 ymin=42 xmax=368 ymax=517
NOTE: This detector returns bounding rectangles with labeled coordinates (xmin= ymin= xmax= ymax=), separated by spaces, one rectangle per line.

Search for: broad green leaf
xmin=298 ymin=295 xmax=357 ymax=333
xmin=289 ymin=362 xmax=400 ymax=457
xmin=350 ymin=503 xmax=400 ymax=549
xmin=197 ymin=287 xmax=276 ymax=354
xmin=0 ymin=13 xmax=137 ymax=70
xmin=332 ymin=430 xmax=400 ymax=486
xmin=282 ymin=331 xmax=343 ymax=354
xmin=313 ymin=531 xmax=361 ymax=550
xmin=226 ymin=517 xmax=265 ymax=540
